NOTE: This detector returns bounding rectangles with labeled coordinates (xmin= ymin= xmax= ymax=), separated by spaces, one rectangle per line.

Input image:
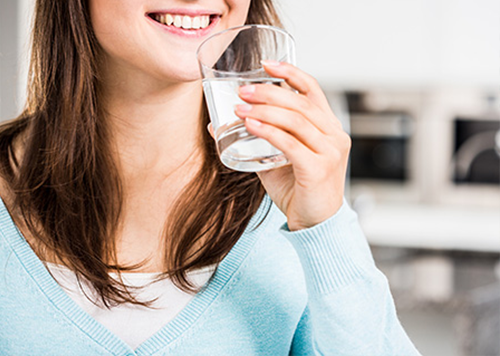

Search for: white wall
xmin=0 ymin=0 xmax=34 ymax=121
xmin=0 ymin=0 xmax=19 ymax=121
xmin=277 ymin=0 xmax=500 ymax=89
xmin=17 ymin=0 xmax=35 ymax=114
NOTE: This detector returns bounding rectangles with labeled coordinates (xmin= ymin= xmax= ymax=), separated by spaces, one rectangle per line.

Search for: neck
xmin=101 ymin=70 xmax=206 ymax=180
xmin=97 ymin=68 xmax=209 ymax=271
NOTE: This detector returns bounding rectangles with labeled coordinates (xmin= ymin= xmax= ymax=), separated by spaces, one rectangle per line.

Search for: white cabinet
xmin=278 ymin=0 xmax=499 ymax=87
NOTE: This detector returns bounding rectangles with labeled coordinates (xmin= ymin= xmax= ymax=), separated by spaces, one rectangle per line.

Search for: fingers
xmin=234 ymin=103 xmax=327 ymax=154
xmin=244 ymin=117 xmax=314 ymax=170
xmin=238 ymin=81 xmax=340 ymax=135
xmin=242 ymin=114 xmax=351 ymax=175
xmin=261 ymin=61 xmax=332 ymax=114
xmin=206 ymin=122 xmax=215 ymax=139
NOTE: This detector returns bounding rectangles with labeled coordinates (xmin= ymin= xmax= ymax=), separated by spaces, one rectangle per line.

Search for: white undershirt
xmin=46 ymin=263 xmax=216 ymax=349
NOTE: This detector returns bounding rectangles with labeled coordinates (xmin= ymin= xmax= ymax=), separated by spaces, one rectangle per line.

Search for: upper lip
xmin=146 ymin=8 xmax=222 ymax=17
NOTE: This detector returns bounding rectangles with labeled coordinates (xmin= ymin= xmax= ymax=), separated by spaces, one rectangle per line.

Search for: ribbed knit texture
xmin=279 ymin=199 xmax=375 ymax=295
xmin=0 ymin=195 xmax=421 ymax=356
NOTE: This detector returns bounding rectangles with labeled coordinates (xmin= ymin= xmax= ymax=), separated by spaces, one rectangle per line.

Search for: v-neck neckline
xmin=0 ymin=194 xmax=272 ymax=355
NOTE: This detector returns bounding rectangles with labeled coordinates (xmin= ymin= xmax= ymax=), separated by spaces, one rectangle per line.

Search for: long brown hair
xmin=0 ymin=0 xmax=283 ymax=307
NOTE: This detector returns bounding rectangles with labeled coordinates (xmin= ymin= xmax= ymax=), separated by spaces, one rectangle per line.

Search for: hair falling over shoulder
xmin=0 ymin=0 xmax=282 ymax=307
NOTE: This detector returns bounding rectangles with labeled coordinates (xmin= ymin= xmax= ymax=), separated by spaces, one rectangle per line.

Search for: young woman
xmin=0 ymin=0 xmax=420 ymax=354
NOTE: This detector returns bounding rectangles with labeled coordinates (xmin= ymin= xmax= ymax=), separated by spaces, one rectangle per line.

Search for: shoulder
xmin=0 ymin=175 xmax=13 ymax=206
xmin=0 ymin=174 xmax=14 ymax=228
xmin=0 ymin=175 xmax=20 ymax=234
xmin=0 ymin=177 xmax=16 ymax=273
xmin=0 ymin=123 xmax=23 ymax=209
xmin=0 ymin=174 xmax=41 ymax=261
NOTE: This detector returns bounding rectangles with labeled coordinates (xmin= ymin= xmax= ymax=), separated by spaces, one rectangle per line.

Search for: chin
xmin=159 ymin=56 xmax=204 ymax=83
xmin=169 ymin=68 xmax=203 ymax=83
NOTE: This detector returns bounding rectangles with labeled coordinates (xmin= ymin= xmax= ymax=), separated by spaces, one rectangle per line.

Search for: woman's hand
xmin=209 ymin=61 xmax=351 ymax=232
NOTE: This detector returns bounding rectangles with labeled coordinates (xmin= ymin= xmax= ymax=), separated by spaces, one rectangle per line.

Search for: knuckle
xmin=258 ymin=84 xmax=278 ymax=103
xmin=290 ymin=113 xmax=304 ymax=129
xmin=253 ymin=84 xmax=265 ymax=99
xmin=250 ymin=105 xmax=263 ymax=118
xmin=342 ymin=133 xmax=352 ymax=151
xmin=307 ymin=75 xmax=319 ymax=89
xmin=301 ymin=75 xmax=319 ymax=94
xmin=330 ymin=149 xmax=343 ymax=163
xmin=255 ymin=122 xmax=270 ymax=137
xmin=282 ymin=63 xmax=294 ymax=76
xmin=297 ymin=96 xmax=312 ymax=113
xmin=329 ymin=130 xmax=351 ymax=152
xmin=281 ymin=135 xmax=298 ymax=152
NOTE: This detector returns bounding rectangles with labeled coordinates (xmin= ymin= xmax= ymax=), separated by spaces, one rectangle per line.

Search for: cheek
xmin=227 ymin=0 xmax=252 ymax=26
xmin=89 ymin=0 xmax=117 ymax=34
xmin=89 ymin=0 xmax=138 ymax=56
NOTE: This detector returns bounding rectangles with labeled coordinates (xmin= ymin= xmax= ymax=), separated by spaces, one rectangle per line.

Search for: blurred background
xmin=1 ymin=0 xmax=500 ymax=355
xmin=277 ymin=1 xmax=500 ymax=355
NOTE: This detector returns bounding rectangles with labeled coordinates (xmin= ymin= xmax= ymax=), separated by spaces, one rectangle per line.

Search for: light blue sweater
xmin=0 ymin=195 xmax=420 ymax=356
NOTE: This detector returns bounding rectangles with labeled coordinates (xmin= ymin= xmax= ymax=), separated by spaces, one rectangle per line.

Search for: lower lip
xmin=146 ymin=15 xmax=221 ymax=38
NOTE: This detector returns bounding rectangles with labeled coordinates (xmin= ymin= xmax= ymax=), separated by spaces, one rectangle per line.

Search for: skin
xmin=228 ymin=61 xmax=350 ymax=231
xmin=5 ymin=0 xmax=350 ymax=271
xmin=88 ymin=0 xmax=251 ymax=271
xmin=237 ymin=61 xmax=350 ymax=231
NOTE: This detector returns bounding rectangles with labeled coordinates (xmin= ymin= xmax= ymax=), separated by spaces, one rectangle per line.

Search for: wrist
xmin=286 ymin=198 xmax=344 ymax=232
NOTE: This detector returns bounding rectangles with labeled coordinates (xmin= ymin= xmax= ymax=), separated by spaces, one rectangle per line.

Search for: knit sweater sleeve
xmin=279 ymin=199 xmax=421 ymax=356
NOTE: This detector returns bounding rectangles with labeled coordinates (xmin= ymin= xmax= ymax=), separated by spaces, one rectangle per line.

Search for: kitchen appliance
xmin=349 ymin=111 xmax=413 ymax=181
xmin=452 ymin=118 xmax=500 ymax=185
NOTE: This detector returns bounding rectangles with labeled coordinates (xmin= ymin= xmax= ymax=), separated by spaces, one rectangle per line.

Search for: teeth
xmin=192 ymin=17 xmax=201 ymax=29
xmin=166 ymin=14 xmax=173 ymax=25
xmin=173 ymin=15 xmax=182 ymax=27
xmin=181 ymin=16 xmax=192 ymax=29
xmin=201 ymin=16 xmax=209 ymax=28
xmin=154 ymin=13 xmax=212 ymax=30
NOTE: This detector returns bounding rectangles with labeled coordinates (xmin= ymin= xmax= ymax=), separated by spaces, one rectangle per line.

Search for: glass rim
xmin=196 ymin=24 xmax=295 ymax=75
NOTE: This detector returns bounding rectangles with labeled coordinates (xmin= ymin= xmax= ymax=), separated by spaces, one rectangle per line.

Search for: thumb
xmin=206 ymin=123 xmax=215 ymax=139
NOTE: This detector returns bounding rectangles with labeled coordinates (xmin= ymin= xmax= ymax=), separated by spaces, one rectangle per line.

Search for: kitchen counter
xmin=357 ymin=202 xmax=500 ymax=252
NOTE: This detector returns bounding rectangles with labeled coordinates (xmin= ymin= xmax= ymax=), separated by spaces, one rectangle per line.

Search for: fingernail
xmin=235 ymin=104 xmax=252 ymax=112
xmin=246 ymin=118 xmax=262 ymax=127
xmin=239 ymin=85 xmax=255 ymax=95
xmin=261 ymin=60 xmax=281 ymax=66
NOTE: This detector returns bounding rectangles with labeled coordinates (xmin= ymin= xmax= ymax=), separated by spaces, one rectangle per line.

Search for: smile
xmin=151 ymin=13 xmax=213 ymax=30
xmin=147 ymin=11 xmax=220 ymax=32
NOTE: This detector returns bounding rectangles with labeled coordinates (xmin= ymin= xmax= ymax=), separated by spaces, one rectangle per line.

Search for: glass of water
xmin=197 ymin=25 xmax=296 ymax=172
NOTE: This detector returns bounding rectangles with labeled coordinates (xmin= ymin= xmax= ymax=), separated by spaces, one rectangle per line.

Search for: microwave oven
xmin=349 ymin=112 xmax=413 ymax=182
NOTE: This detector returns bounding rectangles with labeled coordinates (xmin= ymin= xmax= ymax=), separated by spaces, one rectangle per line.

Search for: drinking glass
xmin=197 ymin=25 xmax=296 ymax=172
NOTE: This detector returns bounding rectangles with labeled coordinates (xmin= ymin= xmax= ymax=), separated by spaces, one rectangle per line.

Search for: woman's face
xmin=89 ymin=0 xmax=252 ymax=84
